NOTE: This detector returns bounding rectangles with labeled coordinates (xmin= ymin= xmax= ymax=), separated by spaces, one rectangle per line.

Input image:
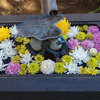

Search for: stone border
xmin=0 ymin=14 xmax=100 ymax=92
xmin=0 ymin=13 xmax=100 ymax=23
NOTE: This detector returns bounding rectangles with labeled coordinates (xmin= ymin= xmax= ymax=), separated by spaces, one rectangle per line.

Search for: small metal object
xmin=41 ymin=0 xmax=58 ymax=14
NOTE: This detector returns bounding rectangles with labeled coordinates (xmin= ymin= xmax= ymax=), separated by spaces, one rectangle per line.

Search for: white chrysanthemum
xmin=0 ymin=39 xmax=16 ymax=59
xmin=0 ymin=50 xmax=5 ymax=59
xmin=67 ymin=26 xmax=79 ymax=38
xmin=0 ymin=50 xmax=8 ymax=60
xmin=9 ymin=25 xmax=18 ymax=36
xmin=20 ymin=52 xmax=33 ymax=65
xmin=98 ymin=62 xmax=100 ymax=68
xmin=63 ymin=61 xmax=78 ymax=74
xmin=0 ymin=59 xmax=7 ymax=71
xmin=5 ymin=48 xmax=16 ymax=58
xmin=40 ymin=59 xmax=55 ymax=74
xmin=0 ymin=39 xmax=15 ymax=49
xmin=69 ymin=46 xmax=90 ymax=65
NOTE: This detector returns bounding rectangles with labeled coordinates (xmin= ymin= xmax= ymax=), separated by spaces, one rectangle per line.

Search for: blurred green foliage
xmin=89 ymin=0 xmax=100 ymax=3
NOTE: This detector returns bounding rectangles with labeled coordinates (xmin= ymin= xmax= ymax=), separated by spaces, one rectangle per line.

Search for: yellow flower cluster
xmin=28 ymin=62 xmax=40 ymax=74
xmin=34 ymin=54 xmax=44 ymax=63
xmin=76 ymin=32 xmax=86 ymax=41
xmin=15 ymin=36 xmax=23 ymax=43
xmin=83 ymin=25 xmax=88 ymax=31
xmin=11 ymin=55 xmax=21 ymax=63
xmin=15 ymin=36 xmax=30 ymax=45
xmin=86 ymin=32 xmax=92 ymax=40
xmin=61 ymin=55 xmax=72 ymax=65
xmin=77 ymin=26 xmax=83 ymax=31
xmin=54 ymin=62 xmax=66 ymax=74
xmin=23 ymin=37 xmax=30 ymax=45
xmin=18 ymin=64 xmax=28 ymax=75
xmin=79 ymin=56 xmax=99 ymax=75
xmin=87 ymin=57 xmax=98 ymax=68
xmin=96 ymin=52 xmax=100 ymax=61
xmin=56 ymin=18 xmax=69 ymax=35
xmin=0 ymin=26 xmax=10 ymax=42
xmin=15 ymin=45 xmax=28 ymax=55
xmin=79 ymin=66 xmax=98 ymax=75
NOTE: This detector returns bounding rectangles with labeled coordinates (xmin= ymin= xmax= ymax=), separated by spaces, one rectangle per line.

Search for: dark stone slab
xmin=0 ymin=13 xmax=100 ymax=23
xmin=0 ymin=74 xmax=100 ymax=92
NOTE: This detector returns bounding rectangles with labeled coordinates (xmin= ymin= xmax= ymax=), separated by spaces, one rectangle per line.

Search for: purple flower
xmin=5 ymin=62 xmax=20 ymax=75
xmin=88 ymin=26 xmax=99 ymax=34
xmin=18 ymin=32 xmax=21 ymax=36
xmin=95 ymin=43 xmax=100 ymax=52
xmin=68 ymin=38 xmax=79 ymax=49
xmin=80 ymin=40 xmax=95 ymax=50
xmin=92 ymin=32 xmax=100 ymax=43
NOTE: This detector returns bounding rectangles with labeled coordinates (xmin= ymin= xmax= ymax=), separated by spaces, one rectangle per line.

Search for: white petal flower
xmin=69 ymin=46 xmax=90 ymax=65
xmin=63 ymin=62 xmax=68 ymax=69
xmin=0 ymin=59 xmax=7 ymax=71
xmin=63 ymin=61 xmax=78 ymax=74
xmin=0 ymin=39 xmax=16 ymax=59
xmin=0 ymin=39 xmax=15 ymax=49
xmin=5 ymin=48 xmax=16 ymax=58
xmin=67 ymin=26 xmax=79 ymax=38
xmin=0 ymin=50 xmax=8 ymax=60
xmin=40 ymin=59 xmax=55 ymax=74
xmin=98 ymin=62 xmax=100 ymax=68
xmin=9 ymin=25 xmax=18 ymax=36
xmin=20 ymin=52 xmax=33 ymax=65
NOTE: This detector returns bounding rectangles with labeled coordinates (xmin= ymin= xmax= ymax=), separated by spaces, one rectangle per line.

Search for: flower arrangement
xmin=0 ymin=19 xmax=100 ymax=76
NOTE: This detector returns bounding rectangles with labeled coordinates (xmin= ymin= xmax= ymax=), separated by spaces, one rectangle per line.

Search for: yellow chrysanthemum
xmin=61 ymin=55 xmax=72 ymax=65
xmin=77 ymin=26 xmax=84 ymax=31
xmin=28 ymin=62 xmax=40 ymax=74
xmin=83 ymin=25 xmax=88 ymax=31
xmin=79 ymin=66 xmax=89 ymax=74
xmin=19 ymin=49 xmax=26 ymax=55
xmin=54 ymin=62 xmax=66 ymax=74
xmin=61 ymin=34 xmax=68 ymax=40
xmin=15 ymin=36 xmax=23 ymax=43
xmin=56 ymin=18 xmax=69 ymax=35
xmin=15 ymin=45 xmax=22 ymax=52
xmin=23 ymin=37 xmax=30 ymax=45
xmin=0 ymin=26 xmax=10 ymax=42
xmin=18 ymin=64 xmax=28 ymax=75
xmin=87 ymin=57 xmax=98 ymax=68
xmin=96 ymin=52 xmax=100 ymax=61
xmin=79 ymin=66 xmax=98 ymax=75
xmin=75 ymin=32 xmax=86 ymax=41
xmin=86 ymin=32 xmax=92 ymax=40
xmin=34 ymin=54 xmax=44 ymax=63
xmin=88 ymin=68 xmax=98 ymax=75
xmin=15 ymin=45 xmax=27 ymax=55
xmin=20 ymin=45 xmax=26 ymax=50
xmin=11 ymin=55 xmax=21 ymax=63
xmin=15 ymin=36 xmax=30 ymax=45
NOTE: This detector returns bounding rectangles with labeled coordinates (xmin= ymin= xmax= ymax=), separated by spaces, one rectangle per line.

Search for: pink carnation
xmin=88 ymin=26 xmax=99 ymax=34
xmin=80 ymin=40 xmax=95 ymax=50
xmin=68 ymin=38 xmax=79 ymax=49
xmin=5 ymin=62 xmax=20 ymax=75
xmin=95 ymin=43 xmax=100 ymax=52
xmin=92 ymin=32 xmax=100 ymax=43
